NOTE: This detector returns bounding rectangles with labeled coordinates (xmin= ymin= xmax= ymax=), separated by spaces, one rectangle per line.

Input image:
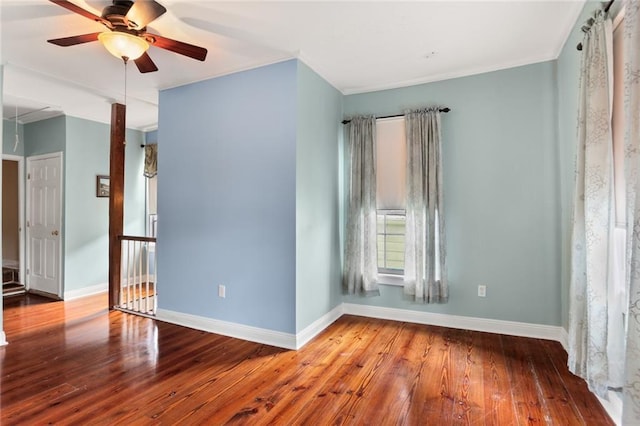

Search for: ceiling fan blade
xmin=146 ymin=33 xmax=207 ymax=61
xmin=48 ymin=0 xmax=103 ymax=23
xmin=134 ymin=52 xmax=159 ymax=73
xmin=126 ymin=1 xmax=167 ymax=30
xmin=47 ymin=32 xmax=101 ymax=47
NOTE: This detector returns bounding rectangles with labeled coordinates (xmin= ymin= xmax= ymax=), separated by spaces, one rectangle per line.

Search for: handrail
xmin=119 ymin=235 xmax=157 ymax=243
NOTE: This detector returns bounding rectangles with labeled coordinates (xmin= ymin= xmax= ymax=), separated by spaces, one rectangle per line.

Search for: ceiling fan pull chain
xmin=123 ymin=56 xmax=129 ymax=146
xmin=14 ymin=105 xmax=20 ymax=153
xmin=123 ymin=56 xmax=128 ymax=108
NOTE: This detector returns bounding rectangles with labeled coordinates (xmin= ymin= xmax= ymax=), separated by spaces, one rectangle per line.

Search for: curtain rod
xmin=576 ymin=0 xmax=615 ymax=51
xmin=341 ymin=107 xmax=450 ymax=125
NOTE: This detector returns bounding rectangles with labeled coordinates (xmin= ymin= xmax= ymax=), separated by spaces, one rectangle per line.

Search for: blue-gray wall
xmin=145 ymin=130 xmax=158 ymax=145
xmin=295 ymin=62 xmax=343 ymax=332
xmin=343 ymin=61 xmax=561 ymax=326
xmin=24 ymin=116 xmax=66 ymax=157
xmin=64 ymin=116 xmax=145 ymax=292
xmin=158 ymin=60 xmax=298 ymax=333
xmin=3 ymin=119 xmax=24 ymax=156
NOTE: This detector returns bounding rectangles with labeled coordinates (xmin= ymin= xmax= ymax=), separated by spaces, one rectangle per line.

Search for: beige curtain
xmin=144 ymin=144 xmax=157 ymax=178
xmin=343 ymin=116 xmax=379 ymax=296
xmin=568 ymin=8 xmax=618 ymax=398
xmin=623 ymin=2 xmax=640 ymax=423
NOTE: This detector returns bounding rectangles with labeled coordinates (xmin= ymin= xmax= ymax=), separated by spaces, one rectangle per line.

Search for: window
xmin=376 ymin=118 xmax=407 ymax=275
xmin=146 ymin=175 xmax=157 ymax=238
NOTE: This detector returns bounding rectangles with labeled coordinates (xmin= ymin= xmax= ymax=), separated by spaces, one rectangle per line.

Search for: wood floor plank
xmin=345 ymin=322 xmax=440 ymax=425
xmin=268 ymin=317 xmax=406 ymax=425
xmin=398 ymin=325 xmax=452 ymax=423
xmin=480 ymin=332 xmax=520 ymax=426
xmin=540 ymin=339 xmax=615 ymax=426
xmin=502 ymin=335 xmax=550 ymax=425
xmin=522 ymin=338 xmax=585 ymax=425
xmin=320 ymin=320 xmax=411 ymax=424
xmin=450 ymin=329 xmax=485 ymax=424
xmin=0 ymin=294 xmax=615 ymax=425
xmin=167 ymin=316 xmax=364 ymax=424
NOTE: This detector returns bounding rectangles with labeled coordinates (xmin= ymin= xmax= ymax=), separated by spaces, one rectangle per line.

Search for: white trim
xmin=377 ymin=274 xmax=404 ymax=287
xmin=2 ymin=154 xmax=25 ymax=287
xmin=160 ymin=56 xmax=295 ymax=92
xmin=295 ymin=304 xmax=343 ymax=349
xmin=64 ymin=282 xmax=107 ymax=300
xmin=155 ymin=308 xmax=297 ymax=350
xmin=154 ymin=303 xmax=566 ymax=351
xmin=559 ymin=327 xmax=569 ymax=352
xmin=598 ymin=390 xmax=622 ymax=426
xmin=342 ymin=55 xmax=558 ymax=96
xmin=0 ymin=331 xmax=7 ymax=346
xmin=342 ymin=303 xmax=565 ymax=343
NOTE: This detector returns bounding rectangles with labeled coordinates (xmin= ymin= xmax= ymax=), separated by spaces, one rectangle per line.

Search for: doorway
xmin=2 ymin=155 xmax=25 ymax=297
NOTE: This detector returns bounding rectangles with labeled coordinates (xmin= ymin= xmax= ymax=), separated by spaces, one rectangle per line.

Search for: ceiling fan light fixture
xmin=98 ymin=31 xmax=149 ymax=60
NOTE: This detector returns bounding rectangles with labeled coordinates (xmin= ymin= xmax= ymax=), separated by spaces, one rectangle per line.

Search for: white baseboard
xmin=154 ymin=303 xmax=564 ymax=352
xmin=295 ymin=304 xmax=344 ymax=349
xmin=155 ymin=304 xmax=343 ymax=351
xmin=62 ymin=277 xmax=152 ymax=301
xmin=598 ymin=390 xmax=622 ymax=426
xmin=0 ymin=331 xmax=7 ymax=346
xmin=342 ymin=303 xmax=566 ymax=343
xmin=156 ymin=308 xmax=297 ymax=350
xmin=559 ymin=327 xmax=569 ymax=352
xmin=64 ymin=282 xmax=107 ymax=300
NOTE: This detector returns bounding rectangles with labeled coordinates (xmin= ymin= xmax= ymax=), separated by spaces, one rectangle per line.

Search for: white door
xmin=27 ymin=153 xmax=63 ymax=298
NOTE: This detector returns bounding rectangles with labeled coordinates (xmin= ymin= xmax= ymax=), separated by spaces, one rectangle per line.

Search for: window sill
xmin=377 ymin=274 xmax=404 ymax=287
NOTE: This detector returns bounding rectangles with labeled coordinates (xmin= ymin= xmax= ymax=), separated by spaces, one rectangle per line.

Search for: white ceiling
xmin=1 ymin=0 xmax=585 ymax=131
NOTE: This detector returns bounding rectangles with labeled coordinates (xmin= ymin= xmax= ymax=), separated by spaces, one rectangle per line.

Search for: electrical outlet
xmin=218 ymin=284 xmax=226 ymax=298
xmin=478 ymin=285 xmax=487 ymax=297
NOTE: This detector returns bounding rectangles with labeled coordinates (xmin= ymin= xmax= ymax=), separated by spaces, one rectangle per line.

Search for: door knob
xmin=52 ymin=230 xmax=59 ymax=236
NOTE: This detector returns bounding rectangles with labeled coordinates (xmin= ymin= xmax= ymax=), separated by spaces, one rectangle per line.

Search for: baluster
xmin=136 ymin=241 xmax=141 ymax=312
xmin=145 ymin=241 xmax=150 ymax=314
xmin=120 ymin=239 xmax=125 ymax=307
xmin=153 ymin=243 xmax=157 ymax=314
xmin=127 ymin=240 xmax=133 ymax=310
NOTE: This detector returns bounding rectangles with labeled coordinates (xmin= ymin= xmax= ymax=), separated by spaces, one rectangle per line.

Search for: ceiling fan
xmin=47 ymin=0 xmax=208 ymax=73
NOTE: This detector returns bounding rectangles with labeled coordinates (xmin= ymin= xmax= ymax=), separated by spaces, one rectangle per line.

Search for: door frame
xmin=2 ymin=154 xmax=25 ymax=286
xmin=26 ymin=152 xmax=64 ymax=298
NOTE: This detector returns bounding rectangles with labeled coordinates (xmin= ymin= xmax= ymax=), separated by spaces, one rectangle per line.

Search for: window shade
xmin=376 ymin=118 xmax=406 ymax=209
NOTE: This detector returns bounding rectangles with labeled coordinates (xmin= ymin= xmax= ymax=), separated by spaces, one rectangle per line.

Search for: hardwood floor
xmin=1 ymin=293 xmax=613 ymax=425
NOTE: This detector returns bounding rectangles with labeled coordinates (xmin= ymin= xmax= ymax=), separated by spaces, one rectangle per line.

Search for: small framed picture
xmin=96 ymin=175 xmax=110 ymax=197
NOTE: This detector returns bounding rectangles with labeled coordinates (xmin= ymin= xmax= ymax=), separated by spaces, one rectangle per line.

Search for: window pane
xmin=377 ymin=210 xmax=405 ymax=274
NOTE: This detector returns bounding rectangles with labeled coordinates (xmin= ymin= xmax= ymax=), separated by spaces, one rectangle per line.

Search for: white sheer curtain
xmin=568 ymin=9 xmax=621 ymax=398
xmin=343 ymin=117 xmax=379 ymax=296
xmin=623 ymin=2 xmax=640 ymax=423
xmin=403 ymin=108 xmax=447 ymax=303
